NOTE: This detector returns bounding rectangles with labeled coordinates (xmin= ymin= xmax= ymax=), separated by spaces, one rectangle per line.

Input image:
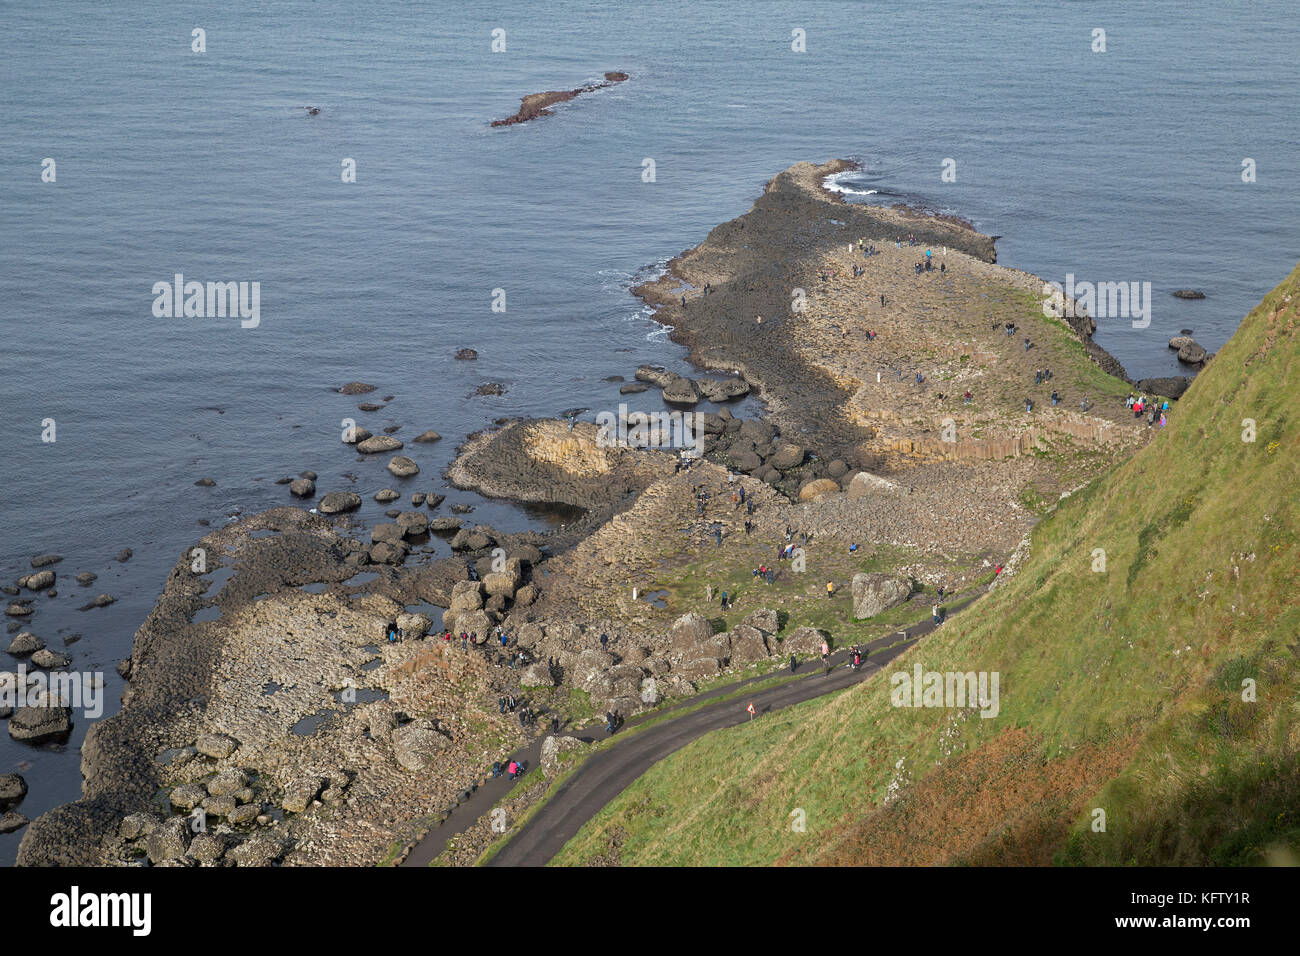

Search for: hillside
xmin=552 ymin=263 xmax=1300 ymax=867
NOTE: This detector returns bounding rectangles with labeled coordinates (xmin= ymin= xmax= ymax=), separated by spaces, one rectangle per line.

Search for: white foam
xmin=823 ymin=171 xmax=879 ymax=196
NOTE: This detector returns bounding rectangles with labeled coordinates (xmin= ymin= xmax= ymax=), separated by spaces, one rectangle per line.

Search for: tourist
xmin=820 ymin=640 xmax=830 ymax=668
xmin=1051 ymin=390 xmax=1059 ymax=406
xmin=721 ymin=590 xmax=729 ymax=609
xmin=507 ymin=760 xmax=519 ymax=779
xmin=933 ymin=604 xmax=941 ymax=626
xmin=790 ymin=653 xmax=798 ymax=673
xmin=826 ymin=581 xmax=834 ymax=598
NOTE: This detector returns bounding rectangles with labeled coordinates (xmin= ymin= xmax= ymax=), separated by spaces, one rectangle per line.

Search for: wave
xmin=823 ymin=170 xmax=880 ymax=197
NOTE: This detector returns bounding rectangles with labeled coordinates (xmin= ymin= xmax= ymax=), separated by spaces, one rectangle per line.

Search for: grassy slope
xmin=553 ymin=264 xmax=1300 ymax=867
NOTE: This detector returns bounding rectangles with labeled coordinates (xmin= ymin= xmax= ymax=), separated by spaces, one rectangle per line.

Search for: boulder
xmin=146 ymin=817 xmax=191 ymax=864
xmin=738 ymin=419 xmax=777 ymax=444
xmin=396 ymin=613 xmax=431 ymax=638
xmin=318 ymin=491 xmax=362 ymax=514
xmin=289 ymin=478 xmax=315 ymax=498
xmin=396 ymin=511 xmax=429 ymax=537
xmin=120 ymin=812 xmax=161 ymax=840
xmin=8 ymin=705 xmax=72 ymax=742
xmin=540 ymin=735 xmax=586 ymax=776
xmin=0 ymin=773 xmax=27 ymax=810
xmin=30 ymin=648 xmax=71 ymax=669
xmin=281 ymin=776 xmax=327 ymax=814
xmin=391 ymin=718 xmax=450 ymax=771
xmin=634 ymin=365 xmax=677 ymax=387
xmin=23 ymin=571 xmax=55 ymax=591
xmin=729 ymin=449 xmax=763 ymax=473
xmin=851 ymin=573 xmax=912 ymax=619
xmin=450 ymin=528 xmax=493 ymax=551
xmin=169 ymin=783 xmax=208 ymax=811
xmin=228 ymin=833 xmax=288 ymax=867
xmin=741 ymin=608 xmax=779 ymax=636
xmin=342 ymin=425 xmax=372 ymax=444
xmin=799 ymin=478 xmax=840 ymax=502
xmin=454 ymin=348 xmax=478 ymax=360
xmin=30 ymin=554 xmax=63 ymax=568
xmin=846 ymin=471 xmax=904 ymax=498
xmin=374 ymin=488 xmax=399 ymax=503
xmin=782 ymin=626 xmax=829 ymax=655
xmin=768 ymin=442 xmax=806 ymax=471
xmin=696 ymin=378 xmax=751 ymax=402
xmin=1135 ymin=377 xmax=1192 ymax=400
xmin=6 ymin=632 xmax=43 ymax=656
xmin=1177 ymin=341 xmax=1208 ymax=365
xmin=338 ymin=382 xmax=377 ymax=395
xmin=1167 ymin=335 xmax=1195 ymax=350
xmin=371 ymin=523 xmax=407 ymax=545
xmin=728 ymin=625 xmax=770 ymax=663
xmin=448 ymin=580 xmax=485 ymax=613
xmin=661 ymin=376 xmax=701 ymax=406
xmin=207 ymin=768 xmax=251 ymax=797
xmin=514 ymin=583 xmax=538 ymax=607
xmin=520 ymin=662 xmax=556 ymax=688
xmin=0 ymin=812 xmax=28 ymax=835
xmin=188 ymin=832 xmax=227 ymax=863
xmin=1171 ymin=289 xmax=1206 ymax=299
xmin=357 ymin=435 xmax=404 ymax=455
xmin=452 ymin=609 xmax=493 ymax=641
xmin=674 ymin=658 xmax=721 ymax=681
xmin=368 ymin=541 xmax=407 ymax=566
xmin=387 ymin=456 xmax=419 ymax=478
xmin=639 ymin=676 xmax=663 ymax=705
xmin=195 ymin=732 xmax=240 ymax=759
xmin=669 ymin=612 xmax=716 ymax=660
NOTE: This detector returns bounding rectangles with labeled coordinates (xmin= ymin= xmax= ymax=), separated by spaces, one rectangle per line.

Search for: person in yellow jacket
xmin=826 ymin=581 xmax=834 ymax=598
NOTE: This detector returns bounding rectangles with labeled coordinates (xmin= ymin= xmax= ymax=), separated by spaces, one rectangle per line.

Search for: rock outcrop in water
xmin=491 ymin=71 xmax=629 ymax=127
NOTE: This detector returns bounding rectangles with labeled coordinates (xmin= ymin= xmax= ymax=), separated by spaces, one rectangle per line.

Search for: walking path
xmin=401 ymin=587 xmax=984 ymax=867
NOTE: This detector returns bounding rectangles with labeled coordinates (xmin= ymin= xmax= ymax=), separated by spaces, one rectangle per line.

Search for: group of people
xmin=1127 ymin=393 xmax=1169 ymax=427
xmin=604 ymin=710 xmax=624 ymax=734
xmin=752 ymin=564 xmax=776 ymax=585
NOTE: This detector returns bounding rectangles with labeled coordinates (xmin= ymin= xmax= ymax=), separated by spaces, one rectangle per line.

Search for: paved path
xmin=402 ymin=589 xmax=983 ymax=867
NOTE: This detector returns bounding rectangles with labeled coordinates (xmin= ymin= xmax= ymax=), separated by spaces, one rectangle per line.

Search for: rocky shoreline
xmin=16 ymin=159 xmax=1176 ymax=867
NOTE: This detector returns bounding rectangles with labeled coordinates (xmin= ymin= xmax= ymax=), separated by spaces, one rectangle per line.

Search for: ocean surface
xmin=2 ymin=0 xmax=1297 ymax=863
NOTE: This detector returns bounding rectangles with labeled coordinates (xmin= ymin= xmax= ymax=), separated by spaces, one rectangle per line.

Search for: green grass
xmin=550 ymin=263 xmax=1300 ymax=867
